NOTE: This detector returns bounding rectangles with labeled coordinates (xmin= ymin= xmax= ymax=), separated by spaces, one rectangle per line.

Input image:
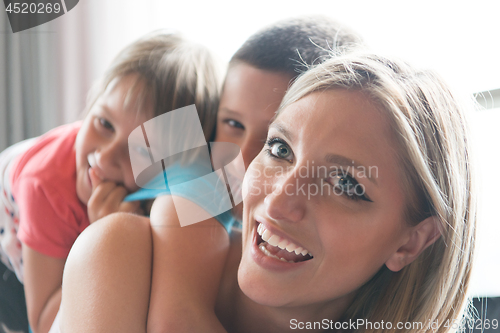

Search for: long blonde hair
xmin=279 ymin=53 xmax=477 ymax=332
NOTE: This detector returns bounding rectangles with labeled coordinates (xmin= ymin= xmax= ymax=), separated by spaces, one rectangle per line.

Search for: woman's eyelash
xmin=329 ymin=174 xmax=372 ymax=202
xmin=264 ymin=136 xmax=371 ymax=202
xmin=266 ymin=136 xmax=285 ymax=147
xmin=265 ymin=137 xmax=293 ymax=162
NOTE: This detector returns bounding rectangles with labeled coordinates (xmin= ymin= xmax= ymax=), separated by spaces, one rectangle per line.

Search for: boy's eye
xmin=224 ymin=119 xmax=244 ymax=130
xmin=265 ymin=137 xmax=294 ymax=162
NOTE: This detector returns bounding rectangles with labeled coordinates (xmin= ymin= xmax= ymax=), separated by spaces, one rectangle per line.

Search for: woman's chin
xmin=238 ymin=273 xmax=285 ymax=307
xmin=237 ymin=257 xmax=296 ymax=307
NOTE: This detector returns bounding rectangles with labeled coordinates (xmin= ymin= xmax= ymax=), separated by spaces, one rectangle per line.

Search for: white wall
xmin=468 ymin=107 xmax=500 ymax=297
xmin=57 ymin=0 xmax=500 ymax=95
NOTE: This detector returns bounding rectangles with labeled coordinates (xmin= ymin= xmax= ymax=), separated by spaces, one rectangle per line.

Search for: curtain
xmin=0 ymin=3 xmax=92 ymax=152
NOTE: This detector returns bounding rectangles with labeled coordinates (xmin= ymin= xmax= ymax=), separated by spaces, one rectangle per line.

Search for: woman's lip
xmin=250 ymin=221 xmax=309 ymax=271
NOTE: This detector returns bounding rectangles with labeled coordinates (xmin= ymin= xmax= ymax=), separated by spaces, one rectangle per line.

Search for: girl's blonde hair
xmin=85 ymin=31 xmax=221 ymax=142
xmin=278 ymin=53 xmax=477 ymax=332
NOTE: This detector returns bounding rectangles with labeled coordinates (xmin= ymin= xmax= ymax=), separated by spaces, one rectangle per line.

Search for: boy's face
xmin=75 ymin=75 xmax=151 ymax=205
xmin=215 ymin=63 xmax=292 ymax=169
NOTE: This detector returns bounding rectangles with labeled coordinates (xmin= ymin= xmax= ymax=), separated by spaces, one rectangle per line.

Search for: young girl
xmin=62 ymin=51 xmax=476 ymax=332
xmin=0 ymin=31 xmax=222 ymax=333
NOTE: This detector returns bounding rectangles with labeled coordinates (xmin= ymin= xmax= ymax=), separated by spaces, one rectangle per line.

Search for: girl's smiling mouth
xmin=254 ymin=221 xmax=313 ymax=264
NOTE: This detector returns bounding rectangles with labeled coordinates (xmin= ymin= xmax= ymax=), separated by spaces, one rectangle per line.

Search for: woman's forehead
xmin=274 ymin=90 xmax=389 ymax=139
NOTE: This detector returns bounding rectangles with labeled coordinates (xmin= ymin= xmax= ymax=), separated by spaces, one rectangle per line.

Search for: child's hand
xmin=87 ymin=168 xmax=143 ymax=223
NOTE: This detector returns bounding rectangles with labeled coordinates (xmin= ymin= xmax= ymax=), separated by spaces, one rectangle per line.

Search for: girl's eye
xmin=98 ymin=117 xmax=114 ymax=132
xmin=224 ymin=119 xmax=244 ymax=130
xmin=329 ymin=174 xmax=372 ymax=202
xmin=265 ymin=137 xmax=294 ymax=162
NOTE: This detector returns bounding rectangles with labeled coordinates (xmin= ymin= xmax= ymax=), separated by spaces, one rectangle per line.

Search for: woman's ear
xmin=385 ymin=216 xmax=441 ymax=272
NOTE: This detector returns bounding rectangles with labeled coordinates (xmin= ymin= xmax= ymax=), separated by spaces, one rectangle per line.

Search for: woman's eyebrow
xmin=325 ymin=154 xmax=378 ymax=185
xmin=269 ymin=122 xmax=293 ymax=142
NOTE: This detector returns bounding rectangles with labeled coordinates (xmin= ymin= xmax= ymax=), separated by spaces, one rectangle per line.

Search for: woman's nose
xmin=264 ymin=172 xmax=306 ymax=223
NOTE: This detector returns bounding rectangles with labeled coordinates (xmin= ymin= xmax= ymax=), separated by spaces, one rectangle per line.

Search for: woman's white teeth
xmin=267 ymin=235 xmax=280 ymax=247
xmin=256 ymin=223 xmax=312 ymax=257
xmin=277 ymin=239 xmax=288 ymax=249
xmin=262 ymin=228 xmax=271 ymax=241
xmin=286 ymin=243 xmax=297 ymax=252
xmin=259 ymin=244 xmax=294 ymax=263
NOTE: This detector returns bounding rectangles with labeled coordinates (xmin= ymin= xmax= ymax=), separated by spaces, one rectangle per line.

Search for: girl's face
xmin=215 ymin=63 xmax=292 ymax=169
xmin=238 ymin=90 xmax=413 ymax=311
xmin=75 ymin=75 xmax=151 ymax=205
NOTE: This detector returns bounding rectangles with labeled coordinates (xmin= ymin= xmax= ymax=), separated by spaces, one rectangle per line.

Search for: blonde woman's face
xmin=238 ymin=90 xmax=412 ymax=311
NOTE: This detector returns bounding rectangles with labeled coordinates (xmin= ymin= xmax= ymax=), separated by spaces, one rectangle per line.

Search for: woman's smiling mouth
xmin=255 ymin=222 xmax=313 ymax=263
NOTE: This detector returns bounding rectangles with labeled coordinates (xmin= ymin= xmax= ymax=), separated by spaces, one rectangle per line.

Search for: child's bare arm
xmin=147 ymin=195 xmax=230 ymax=333
xmin=22 ymin=245 xmax=64 ymax=333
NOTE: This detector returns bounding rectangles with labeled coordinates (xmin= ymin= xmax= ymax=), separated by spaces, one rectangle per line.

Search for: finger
xmin=87 ymin=181 xmax=118 ymax=208
xmin=89 ymin=168 xmax=103 ymax=191
xmin=87 ymin=183 xmax=123 ymax=223
xmin=104 ymin=186 xmax=129 ymax=206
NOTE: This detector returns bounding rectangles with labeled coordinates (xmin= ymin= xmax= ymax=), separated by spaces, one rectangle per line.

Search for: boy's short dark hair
xmin=230 ymin=16 xmax=362 ymax=78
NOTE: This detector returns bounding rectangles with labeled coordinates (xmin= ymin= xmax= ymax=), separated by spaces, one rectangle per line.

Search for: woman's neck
xmin=218 ymin=230 xmax=355 ymax=333
xmin=231 ymin=287 xmax=354 ymax=333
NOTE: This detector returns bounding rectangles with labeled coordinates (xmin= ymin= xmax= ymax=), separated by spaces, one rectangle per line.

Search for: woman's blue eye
xmin=332 ymin=175 xmax=356 ymax=194
xmin=271 ymin=142 xmax=291 ymax=159
xmin=330 ymin=174 xmax=372 ymax=202
xmin=266 ymin=137 xmax=293 ymax=162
